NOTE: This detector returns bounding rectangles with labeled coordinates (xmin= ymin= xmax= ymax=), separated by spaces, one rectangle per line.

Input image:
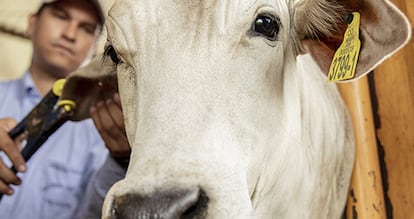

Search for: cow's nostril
xmin=181 ymin=189 xmax=208 ymax=219
xmin=110 ymin=187 xmax=209 ymax=219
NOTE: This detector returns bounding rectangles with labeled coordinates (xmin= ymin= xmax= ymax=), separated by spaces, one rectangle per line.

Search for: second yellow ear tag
xmin=328 ymin=12 xmax=361 ymax=82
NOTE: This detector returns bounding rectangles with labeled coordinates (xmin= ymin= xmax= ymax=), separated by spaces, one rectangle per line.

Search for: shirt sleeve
xmin=76 ymin=155 xmax=126 ymax=218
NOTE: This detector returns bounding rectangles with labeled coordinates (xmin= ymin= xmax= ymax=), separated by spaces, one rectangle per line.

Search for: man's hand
xmin=90 ymin=93 xmax=131 ymax=167
xmin=0 ymin=118 xmax=26 ymax=196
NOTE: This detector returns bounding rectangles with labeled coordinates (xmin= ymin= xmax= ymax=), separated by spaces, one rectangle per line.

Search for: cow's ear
xmin=60 ymin=57 xmax=119 ymax=121
xmin=295 ymin=0 xmax=411 ymax=80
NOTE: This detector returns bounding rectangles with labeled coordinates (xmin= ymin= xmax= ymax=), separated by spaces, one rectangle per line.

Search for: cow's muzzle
xmin=109 ymin=187 xmax=209 ymax=219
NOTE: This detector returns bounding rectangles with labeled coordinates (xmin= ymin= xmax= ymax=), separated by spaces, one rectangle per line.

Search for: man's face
xmin=28 ymin=0 xmax=100 ymax=78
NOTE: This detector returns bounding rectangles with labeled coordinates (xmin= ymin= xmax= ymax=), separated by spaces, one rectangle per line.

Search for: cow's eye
xmin=104 ymin=45 xmax=120 ymax=64
xmin=252 ymin=14 xmax=280 ymax=40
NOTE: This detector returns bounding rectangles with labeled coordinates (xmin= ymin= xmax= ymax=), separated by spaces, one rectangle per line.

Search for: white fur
xmin=62 ymin=0 xmax=409 ymax=218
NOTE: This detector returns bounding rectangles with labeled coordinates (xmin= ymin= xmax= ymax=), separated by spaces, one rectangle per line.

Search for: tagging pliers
xmin=0 ymin=79 xmax=76 ymax=201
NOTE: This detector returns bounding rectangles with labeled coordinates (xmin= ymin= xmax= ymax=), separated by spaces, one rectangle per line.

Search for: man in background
xmin=0 ymin=0 xmax=129 ymax=218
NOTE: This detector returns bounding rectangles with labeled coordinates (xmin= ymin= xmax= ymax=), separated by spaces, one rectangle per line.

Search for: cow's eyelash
xmin=104 ymin=45 xmax=121 ymax=64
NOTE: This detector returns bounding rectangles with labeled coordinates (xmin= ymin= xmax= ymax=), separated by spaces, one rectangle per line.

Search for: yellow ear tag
xmin=328 ymin=12 xmax=361 ymax=82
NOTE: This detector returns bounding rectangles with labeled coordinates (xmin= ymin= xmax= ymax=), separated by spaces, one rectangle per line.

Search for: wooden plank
xmin=372 ymin=0 xmax=414 ymax=217
xmin=338 ymin=77 xmax=386 ymax=219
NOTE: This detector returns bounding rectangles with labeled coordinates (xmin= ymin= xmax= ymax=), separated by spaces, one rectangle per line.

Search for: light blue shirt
xmin=0 ymin=72 xmax=109 ymax=219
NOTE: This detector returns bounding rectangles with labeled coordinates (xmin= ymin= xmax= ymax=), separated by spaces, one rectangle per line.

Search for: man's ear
xmin=27 ymin=14 xmax=37 ymax=39
xmin=295 ymin=0 xmax=411 ymax=80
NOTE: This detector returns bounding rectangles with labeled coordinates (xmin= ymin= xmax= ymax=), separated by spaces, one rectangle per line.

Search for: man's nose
xmin=62 ymin=22 xmax=77 ymax=42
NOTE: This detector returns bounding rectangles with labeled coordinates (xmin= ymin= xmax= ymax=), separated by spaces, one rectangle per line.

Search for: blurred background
xmin=0 ymin=0 xmax=36 ymax=80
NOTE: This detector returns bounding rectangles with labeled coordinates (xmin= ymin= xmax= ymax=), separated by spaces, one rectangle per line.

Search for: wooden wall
xmin=373 ymin=0 xmax=414 ymax=218
xmin=340 ymin=0 xmax=414 ymax=218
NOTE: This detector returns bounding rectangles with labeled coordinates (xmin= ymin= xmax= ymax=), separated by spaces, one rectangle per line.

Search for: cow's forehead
xmin=109 ymin=0 xmax=292 ymax=11
xmin=108 ymin=0 xmax=295 ymax=23
xmin=105 ymin=0 xmax=336 ymax=51
xmin=105 ymin=0 xmax=299 ymax=56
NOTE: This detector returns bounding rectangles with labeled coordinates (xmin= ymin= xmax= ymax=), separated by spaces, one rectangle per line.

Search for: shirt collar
xmin=22 ymin=71 xmax=41 ymax=100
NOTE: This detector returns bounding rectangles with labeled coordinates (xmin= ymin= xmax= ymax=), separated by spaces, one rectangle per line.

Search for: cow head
xmin=60 ymin=0 xmax=411 ymax=218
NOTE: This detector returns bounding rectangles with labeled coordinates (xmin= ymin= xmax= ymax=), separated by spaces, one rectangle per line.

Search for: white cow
xmin=60 ymin=0 xmax=411 ymax=218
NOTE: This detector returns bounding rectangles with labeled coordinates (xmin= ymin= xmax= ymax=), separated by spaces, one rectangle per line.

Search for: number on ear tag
xmin=328 ymin=12 xmax=361 ymax=82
